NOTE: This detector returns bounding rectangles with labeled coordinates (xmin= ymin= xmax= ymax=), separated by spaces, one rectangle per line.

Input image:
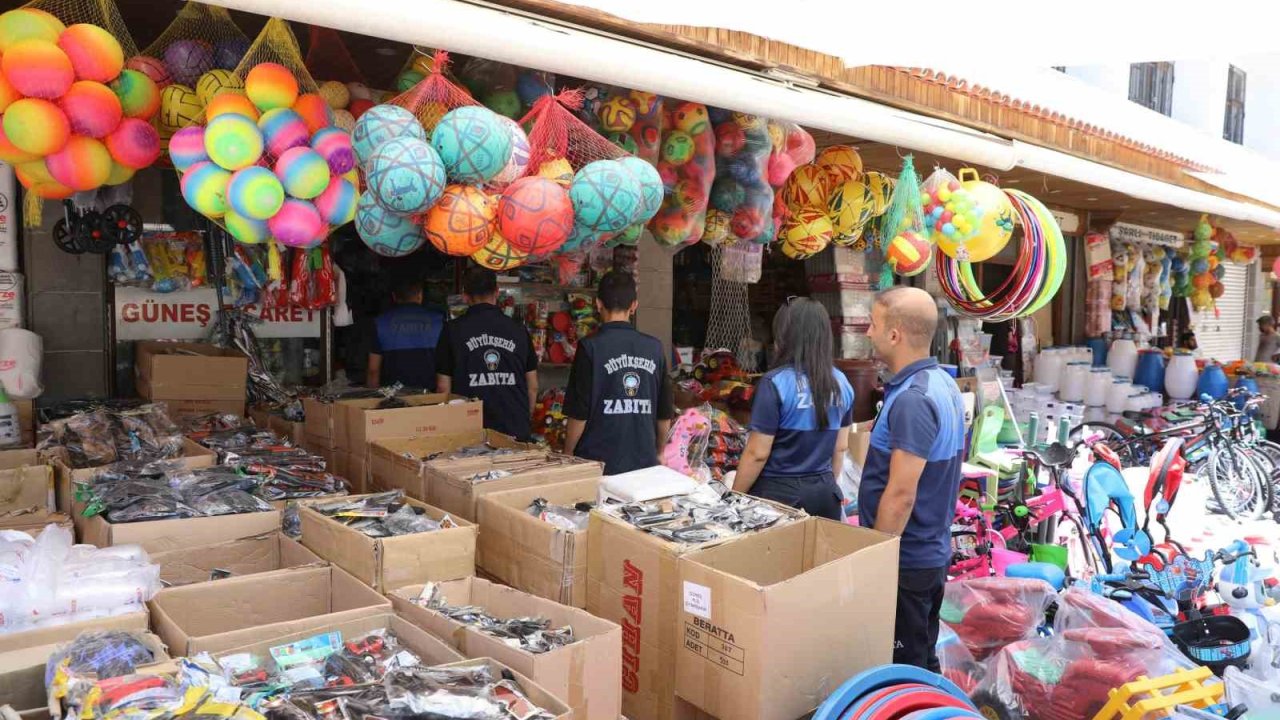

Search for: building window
xmin=1129 ymin=62 xmax=1175 ymax=115
xmin=1225 ymin=65 xmax=1246 ymax=144
xmin=1052 ymin=66 xmax=1066 ymax=73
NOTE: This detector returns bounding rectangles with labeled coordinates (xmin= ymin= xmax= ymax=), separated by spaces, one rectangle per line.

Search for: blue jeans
xmin=748 ymin=472 xmax=842 ymax=520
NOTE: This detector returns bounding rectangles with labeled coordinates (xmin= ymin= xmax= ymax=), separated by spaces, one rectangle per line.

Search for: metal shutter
xmin=1194 ymin=261 xmax=1253 ymax=362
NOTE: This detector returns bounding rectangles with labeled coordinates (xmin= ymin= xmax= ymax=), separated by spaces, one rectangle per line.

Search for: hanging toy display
xmin=648 ymin=100 xmax=715 ymax=247
xmin=764 ymin=120 xmax=815 ymax=236
xmin=1188 ymin=214 xmax=1216 ymax=311
xmin=580 ymin=86 xmax=663 ymax=165
xmin=876 ymin=155 xmax=932 ymax=280
xmin=1216 ymin=226 xmax=1259 ymax=264
xmin=457 ymin=56 xmax=554 ymax=122
xmin=933 ymin=168 xmax=1014 ymax=262
xmin=708 ymin=110 xmax=774 ymax=246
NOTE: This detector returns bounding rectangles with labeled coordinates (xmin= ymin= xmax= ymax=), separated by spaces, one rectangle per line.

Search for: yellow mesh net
xmin=139 ymin=2 xmax=248 ymax=69
xmin=232 ymin=17 xmax=317 ymax=94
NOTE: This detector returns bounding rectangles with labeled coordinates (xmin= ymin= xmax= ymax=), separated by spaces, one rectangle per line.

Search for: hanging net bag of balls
xmin=302 ymin=25 xmax=369 ymax=133
xmin=388 ymin=50 xmax=477 ymax=136
xmin=874 ymin=155 xmax=935 ymax=283
xmin=648 ymin=99 xmax=715 ymax=248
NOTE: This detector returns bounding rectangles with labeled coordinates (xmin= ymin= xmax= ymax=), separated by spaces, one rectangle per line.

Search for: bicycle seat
xmin=1024 ymin=442 xmax=1073 ymax=469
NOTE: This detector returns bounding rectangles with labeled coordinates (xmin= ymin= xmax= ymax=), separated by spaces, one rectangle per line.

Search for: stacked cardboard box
xmin=134 ymin=341 xmax=249 ymax=425
xmin=0 ymin=449 xmax=68 ymax=536
xmin=150 ymin=532 xmax=324 ymax=587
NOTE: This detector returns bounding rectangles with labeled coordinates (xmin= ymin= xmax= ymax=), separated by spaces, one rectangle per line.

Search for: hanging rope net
xmin=705 ymin=246 xmax=758 ymax=372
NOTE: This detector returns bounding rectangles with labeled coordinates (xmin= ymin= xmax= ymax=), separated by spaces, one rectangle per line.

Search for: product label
xmin=684 ymin=618 xmax=744 ymax=676
xmin=682 ymin=581 xmax=711 ymax=620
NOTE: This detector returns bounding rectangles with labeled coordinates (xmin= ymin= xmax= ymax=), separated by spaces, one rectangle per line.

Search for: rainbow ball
xmin=105 ymin=161 xmax=134 ymax=186
xmin=207 ymin=92 xmax=258 ymax=122
xmin=224 ymin=210 xmax=269 ymax=245
xmin=310 ymin=127 xmax=355 ymax=174
xmin=195 ymin=68 xmax=243 ymax=105
xmin=181 ymin=161 xmax=231 ymax=218
xmin=0 ymin=123 xmax=38 ymax=165
xmin=351 ymin=104 xmax=423 ymax=165
xmin=204 ymin=112 xmax=263 ymax=170
xmin=245 ymin=62 xmax=298 ymax=112
xmin=430 ymin=106 xmax=512 ymax=183
xmin=0 ymin=9 xmax=64 ymax=51
xmin=105 ymin=118 xmax=160 ymax=169
xmin=3 ymin=98 xmax=69 ymax=155
xmin=45 ymin=135 xmax=111 ymax=191
xmin=292 ymin=93 xmax=333 ymax=134
xmin=227 ymin=165 xmax=285 ymax=220
xmin=357 ymin=192 xmax=426 ymax=258
xmin=59 ymin=81 xmax=122 ymax=139
xmin=110 ymin=69 xmax=161 ymax=120
xmin=57 ymin=24 xmax=123 ymax=83
xmin=213 ymin=38 xmax=249 ymax=71
xmin=2 ymin=39 xmax=74 ymax=99
xmin=168 ymin=126 xmax=208 ymax=171
xmin=0 ymin=71 xmax=19 ymax=113
xmin=124 ymin=56 xmax=170 ymax=88
xmin=274 ymin=146 xmax=331 ymax=200
xmin=164 ymin=39 xmax=213 ymax=86
xmin=268 ymin=198 xmax=325 ymax=248
xmin=318 ymin=81 xmax=349 ymax=109
xmin=314 ymin=176 xmax=358 ymax=226
xmin=257 ymin=107 xmax=309 ymax=157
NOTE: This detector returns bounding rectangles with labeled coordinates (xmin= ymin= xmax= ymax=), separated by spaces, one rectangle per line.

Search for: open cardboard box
xmin=0 ymin=632 xmax=168 ymax=715
xmin=134 ymin=341 xmax=248 ymax=402
xmin=425 ymin=447 xmax=602 ymax=523
xmin=297 ymin=493 xmax=476 ymax=592
xmin=0 ymin=611 xmax=149 ymax=654
xmin=302 ymin=396 xmax=338 ymax=449
xmin=53 ymin=437 xmax=216 ymax=514
xmin=370 ymin=429 xmax=505 ymax=500
xmin=0 ymin=450 xmax=58 ymax=534
xmin=476 ymin=477 xmax=602 ymax=608
xmin=422 ymin=658 xmax=573 ymax=720
xmin=151 ymin=532 xmax=325 ymax=587
xmin=675 ymin=518 xmax=899 ymax=720
xmin=391 ymin=577 xmax=621 ymax=720
xmin=332 ymin=394 xmax=483 ymax=453
xmin=148 ymin=564 xmax=390 ymax=656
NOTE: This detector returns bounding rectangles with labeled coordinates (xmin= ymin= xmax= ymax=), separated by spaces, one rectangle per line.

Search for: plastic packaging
xmin=0 ymin=328 xmax=42 ymax=400
xmin=413 ymin=581 xmax=575 ymax=654
xmin=39 ymin=403 xmax=184 ymax=470
xmin=526 ymin=497 xmax=591 ymax=532
xmin=662 ymin=405 xmax=713 ymax=483
xmin=937 ymin=622 xmax=983 ymax=694
xmin=649 ymin=101 xmax=716 ymax=247
xmin=709 ymin=111 xmax=775 ymax=246
xmin=939 ymin=576 xmax=1057 ymax=660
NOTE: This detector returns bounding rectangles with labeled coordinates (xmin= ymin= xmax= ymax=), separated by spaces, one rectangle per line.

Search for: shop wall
xmin=636 ymin=230 xmax=673 ymax=350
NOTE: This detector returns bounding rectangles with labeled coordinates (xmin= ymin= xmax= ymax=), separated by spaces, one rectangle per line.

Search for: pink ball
xmin=268 ymin=198 xmax=325 ymax=248
xmin=168 ymin=125 xmax=208 ymax=172
xmin=59 ymin=80 xmax=122 ymax=138
xmin=310 ymin=127 xmax=354 ymax=174
xmin=2 ymin=39 xmax=74 ymax=99
xmin=257 ymin=107 xmax=310 ymax=158
xmin=105 ymin=117 xmax=160 ymax=169
xmin=767 ymin=153 xmax=797 ymax=187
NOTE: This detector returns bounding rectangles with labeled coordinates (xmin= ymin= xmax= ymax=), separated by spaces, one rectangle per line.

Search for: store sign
xmin=114 ymin=287 xmax=321 ymax=340
xmin=1050 ymin=208 xmax=1080 ymax=234
xmin=1109 ymin=222 xmax=1185 ymax=247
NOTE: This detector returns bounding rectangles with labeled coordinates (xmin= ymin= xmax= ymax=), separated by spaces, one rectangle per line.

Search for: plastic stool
xmin=1005 ymin=561 xmax=1065 ymax=591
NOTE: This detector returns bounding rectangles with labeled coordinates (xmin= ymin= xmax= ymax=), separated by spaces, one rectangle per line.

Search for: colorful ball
xmin=357 ymin=193 xmax=426 ymax=257
xmin=430 ymin=106 xmax=512 ymax=184
xmin=245 ymin=62 xmax=298 ymax=112
xmin=0 ymin=69 xmax=19 ymax=114
xmin=195 ymin=68 xmax=242 ymax=105
xmin=423 ymin=184 xmax=498 ymax=256
xmin=257 ymin=107 xmax=310 ymax=157
xmin=3 ymin=98 xmax=69 ymax=155
xmin=814 ymin=144 xmax=862 ymax=186
xmin=110 ymin=70 xmax=160 ymax=120
xmin=617 ymin=156 xmax=663 ymax=221
xmin=292 ymin=92 xmax=333 ymax=134
xmin=863 ymin=171 xmax=893 ymax=216
xmin=0 ymin=123 xmax=38 ymax=164
xmin=348 ymin=98 xmax=374 ymax=119
xmin=310 ymin=127 xmax=354 ymax=174
xmin=497 ymin=177 xmax=573 ymax=254
xmin=827 ymin=179 xmax=874 ymax=240
xmin=608 ymin=132 xmax=638 ymax=156
xmin=105 ymin=161 xmax=134 ymax=186
xmin=204 ymin=112 xmax=263 ymax=170
xmin=351 ymin=104 xmax=423 ymax=164
xmin=124 ymin=56 xmax=170 ymax=88
xmin=471 ymin=229 xmax=530 ymax=271
xmin=598 ymin=96 xmax=636 ymax=132
xmin=702 ymin=209 xmax=732 ymax=246
xmin=2 ymin=39 xmax=73 ymax=99
xmin=731 ymin=205 xmax=767 ymax=240
xmin=331 ymin=109 xmax=355 ymax=132
xmin=570 ymin=159 xmax=642 ymax=234
xmin=45 ymin=135 xmax=110 ymax=191
xmin=516 ymin=72 xmax=552 ymax=107
xmin=366 ymin=137 xmax=444 ymax=214
xmin=671 ymin=102 xmax=710 ymax=135
xmin=274 ymin=146 xmax=331 ymax=200
xmin=886 ymin=231 xmax=933 ymax=276
xmin=269 ymin=199 xmax=325 ymax=248
xmin=168 ymin=125 xmax=208 ymax=171
xmin=661 ymin=131 xmax=695 ymax=165
xmin=318 ymin=80 xmax=349 ymax=109
xmin=710 ymin=178 xmax=746 ymax=213
xmin=314 ymin=176 xmax=358 ymax=226
xmin=54 ymin=24 xmax=123 ymax=85
xmin=227 ymin=165 xmax=285 ymax=220
xmin=181 ymin=161 xmax=231 ymax=218
xmin=714 ymin=122 xmax=747 ymax=157
xmin=491 ymin=117 xmax=530 ymax=185
xmin=781 ymin=163 xmax=832 ymax=211
xmin=164 ymin=40 xmax=213 ymax=86
xmin=105 ymin=118 xmax=160 ymax=169
xmin=0 ymin=9 xmax=63 ymax=51
xmin=159 ymin=84 xmax=202 ymax=131
xmin=483 ymin=90 xmax=521 ymax=119
xmin=537 ymin=156 xmax=575 ymax=189
xmin=206 ymin=91 xmax=258 ymax=122
xmin=58 ymin=81 xmax=122 ymax=139
xmin=224 ymin=209 xmax=268 ymax=245
xmin=396 ymin=69 xmax=425 ymax=93
xmin=938 ymin=178 xmax=1014 ymax=262
xmin=779 ymin=208 xmax=832 ymax=260
xmin=212 ymin=38 xmax=249 ymax=71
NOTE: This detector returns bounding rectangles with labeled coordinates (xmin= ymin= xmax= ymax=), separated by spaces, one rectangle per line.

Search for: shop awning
xmin=203 ymin=0 xmax=1280 ymax=231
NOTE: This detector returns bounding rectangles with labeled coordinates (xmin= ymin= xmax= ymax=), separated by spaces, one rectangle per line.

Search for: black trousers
xmin=748 ymin=472 xmax=843 ymax=520
xmin=893 ymin=566 xmax=948 ymax=672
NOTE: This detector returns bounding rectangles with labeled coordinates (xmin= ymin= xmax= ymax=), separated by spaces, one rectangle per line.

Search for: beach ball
xmin=471 ymin=229 xmax=529 ymax=271
xmin=491 ymin=117 xmax=530 ymax=185
xmin=315 ymin=176 xmax=357 ymax=226
xmin=110 ymin=70 xmax=160 ymax=120
xmin=105 ymin=161 xmax=134 ymax=186
xmin=206 ymin=91 xmax=258 ymax=122
xmin=357 ymin=193 xmax=426 ymax=257
xmin=227 ymin=165 xmax=285 ymax=220
xmin=164 ymin=40 xmax=213 ymax=86
xmin=318 ymin=81 xmax=349 ymax=109
xmin=56 ymin=24 xmax=123 ymax=84
xmin=258 ymin=107 xmax=310 ymax=157
xmin=570 ymin=159 xmax=642 ymax=234
xmin=671 ymin=102 xmax=709 ymax=135
xmin=45 ymin=135 xmax=111 ymax=191
xmin=618 ymin=156 xmax=663 ymax=221
xmin=598 ymin=96 xmax=636 ymax=132
xmin=814 ymin=144 xmax=862 ymax=186
xmin=938 ymin=177 xmax=1014 ymax=262
xmin=105 ymin=118 xmax=160 ymax=169
xmin=168 ymin=126 xmax=208 ymax=171
xmin=422 ymin=184 xmax=498 ymax=256
xmin=367 ymin=137 xmax=445 ymax=213
xmin=275 ymin=146 xmax=331 ymax=200
xmin=124 ymin=56 xmax=170 ymax=88
xmin=4 ymin=98 xmax=68 ymax=155
xmin=181 ymin=161 xmax=231 ymax=218
xmin=195 ymin=69 xmax=242 ymax=105
xmin=224 ymin=209 xmax=268 ymax=245
xmin=213 ymin=38 xmax=249 ymax=71
xmin=661 ymin=131 xmax=695 ymax=166
xmin=332 ymin=109 xmax=355 ymax=132
xmin=269 ymin=199 xmax=325 ymax=248
xmin=431 ymin=106 xmax=512 ymax=184
xmin=0 ymin=123 xmax=38 ymax=164
xmin=886 ymin=231 xmax=933 ymax=276
xmin=498 ymin=177 xmax=573 ymax=255
xmin=827 ymin=179 xmax=874 ymax=240
xmin=0 ymin=9 xmax=63 ymax=51
xmin=3 ymin=39 xmax=73 ymax=99
xmin=311 ymin=127 xmax=355 ymax=174
xmin=779 ymin=208 xmax=832 ymax=260
xmin=59 ymin=81 xmax=122 ymax=139
xmin=293 ymin=93 xmax=333 ymax=134
xmin=159 ymin=84 xmax=202 ymax=131
xmin=864 ymin=171 xmax=893 ymax=216
xmin=245 ymin=63 xmax=299 ymax=112
xmin=352 ymin=104 xmax=423 ymax=165
xmin=781 ymin=163 xmax=831 ymax=211
xmin=537 ymin=156 xmax=574 ymax=189
xmin=205 ymin=113 xmax=263 ymax=170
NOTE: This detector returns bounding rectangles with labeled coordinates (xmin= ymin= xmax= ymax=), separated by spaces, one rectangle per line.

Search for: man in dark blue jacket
xmin=367 ymin=278 xmax=444 ymax=390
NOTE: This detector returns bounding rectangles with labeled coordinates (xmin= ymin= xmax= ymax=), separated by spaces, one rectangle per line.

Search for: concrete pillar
xmin=1171 ymin=60 xmax=1229 ymax=135
xmin=634 ymin=230 xmax=673 ymax=351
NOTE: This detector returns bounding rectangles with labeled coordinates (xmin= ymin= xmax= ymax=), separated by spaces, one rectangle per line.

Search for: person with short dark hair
xmin=1258 ymin=316 xmax=1279 ymax=363
xmin=564 ymin=270 xmax=675 ymax=474
xmin=435 ymin=267 xmax=539 ymax=440
xmin=368 ymin=279 xmax=444 ymax=389
xmin=1178 ymin=330 xmax=1198 ymax=353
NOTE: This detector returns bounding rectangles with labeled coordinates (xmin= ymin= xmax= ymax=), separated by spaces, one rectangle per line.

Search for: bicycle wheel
xmin=1066 ymin=421 xmax=1142 ymax=466
xmin=1241 ymin=446 xmax=1275 ymax=515
xmin=1208 ymin=447 xmax=1268 ymax=520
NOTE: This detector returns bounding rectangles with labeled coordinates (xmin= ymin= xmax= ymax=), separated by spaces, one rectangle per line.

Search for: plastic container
xmin=1108 ymin=335 xmax=1138 ymax=380
xmin=1107 ymin=377 xmax=1133 ymax=414
xmin=1086 ymin=337 xmax=1108 ymax=367
xmin=1084 ymin=368 xmax=1112 ymax=407
xmin=1133 ymin=349 xmax=1166 ymax=396
xmin=1059 ymin=362 xmax=1089 ymax=403
xmin=1165 ymin=350 xmax=1199 ymax=400
xmin=1197 ymin=364 xmax=1229 ymax=401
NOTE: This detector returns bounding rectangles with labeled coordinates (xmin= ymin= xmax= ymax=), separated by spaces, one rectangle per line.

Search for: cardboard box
xmin=333 ymin=394 xmax=483 ymax=453
xmin=426 ymin=449 xmax=602 ymax=524
xmin=391 ymin=578 xmax=621 ymax=720
xmin=148 ymin=564 xmax=390 ymax=655
xmin=211 ymin=611 xmax=465 ymax=669
xmin=849 ymin=420 xmax=873 ymax=468
xmin=0 ymin=633 xmax=167 ymax=713
xmin=74 ymin=501 xmax=280 ymax=554
xmin=0 ymin=611 xmax=149 ymax=653
xmin=476 ymin=477 xmax=601 ymax=608
xmin=248 ymin=404 xmax=271 ymax=428
xmin=298 ymin=493 xmax=477 ymax=592
xmin=370 ymin=429 xmax=492 ymax=498
xmin=0 ymin=453 xmax=53 ymax=518
xmin=303 ymin=397 xmax=337 ymax=449
xmin=333 ymin=448 xmax=368 ymax=494
xmin=586 ymin=504 xmax=803 ymax=720
xmin=53 ymin=437 xmax=217 ymax=514
xmin=0 ymin=511 xmax=72 ymax=537
xmin=268 ymin=414 xmax=305 ymax=446
xmin=16 ymin=398 xmax=33 ymax=447
xmin=675 ymin=519 xmax=899 ymax=720
xmin=429 ymin=659 xmax=573 ymax=720
xmin=134 ymin=341 xmax=248 ymax=402
xmin=163 ymin=398 xmax=246 ymax=426
xmin=151 ymin=532 xmax=325 ymax=587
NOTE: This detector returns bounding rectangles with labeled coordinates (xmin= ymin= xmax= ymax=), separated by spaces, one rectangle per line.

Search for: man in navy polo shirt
xmin=860 ymin=286 xmax=965 ymax=672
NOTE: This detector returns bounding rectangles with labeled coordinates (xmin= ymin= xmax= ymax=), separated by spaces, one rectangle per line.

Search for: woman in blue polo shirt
xmin=730 ymin=298 xmax=854 ymax=520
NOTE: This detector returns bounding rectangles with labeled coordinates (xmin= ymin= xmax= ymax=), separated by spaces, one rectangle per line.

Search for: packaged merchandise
xmin=409 ymin=581 xmax=575 ymax=655
xmin=526 ymin=496 xmax=592 ymax=532
xmin=308 ymin=489 xmax=457 ymax=537
xmin=598 ymin=481 xmax=791 ymax=545
xmin=39 ymin=403 xmax=184 ymax=469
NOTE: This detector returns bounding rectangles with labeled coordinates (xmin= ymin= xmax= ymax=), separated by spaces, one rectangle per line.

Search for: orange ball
xmin=3 ymin=98 xmax=69 ymax=155
xmin=207 ymin=91 xmax=259 ymax=122
xmin=0 ymin=123 xmax=38 ymax=165
xmin=14 ymin=159 xmax=53 ymax=186
xmin=56 ymin=23 xmax=124 ymax=83
xmin=2 ymin=39 xmax=74 ymax=99
xmin=0 ymin=70 xmax=19 ymax=113
xmin=59 ymin=80 xmax=123 ymax=138
xmin=45 ymin=135 xmax=111 ymax=191
xmin=244 ymin=62 xmax=298 ymax=111
xmin=292 ymin=92 xmax=333 ymax=134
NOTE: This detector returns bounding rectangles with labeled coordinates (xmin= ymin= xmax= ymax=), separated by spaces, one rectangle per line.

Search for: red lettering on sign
xmin=160 ymin=304 xmax=177 ymax=323
xmin=141 ymin=302 xmax=159 ymax=323
xmin=121 ymin=303 xmax=139 ymax=322
xmin=197 ymin=304 xmax=211 ymax=328
xmin=623 ymin=560 xmax=643 ymax=594
xmin=622 ymin=594 xmax=642 ymax=625
xmin=622 ymin=650 xmax=639 ymax=693
xmin=179 ymin=304 xmax=195 ymax=323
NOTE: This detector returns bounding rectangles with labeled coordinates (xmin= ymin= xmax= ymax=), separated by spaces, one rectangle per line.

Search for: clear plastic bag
xmin=937 ymin=622 xmax=983 ymax=695
xmin=383 ymin=504 xmax=441 ymax=536
xmin=710 ymin=111 xmax=775 ymax=246
xmin=1225 ymin=665 xmax=1280 ymax=714
xmin=940 ymin=576 xmax=1056 ymax=660
xmin=649 ymin=101 xmax=716 ymax=247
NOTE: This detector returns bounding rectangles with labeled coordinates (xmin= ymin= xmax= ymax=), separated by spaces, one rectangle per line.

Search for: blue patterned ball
xmin=569 ymin=159 xmax=642 ymax=234
xmin=430 ymin=106 xmax=512 ymax=183
xmin=355 ymin=192 xmax=426 ymax=258
xmin=616 ymin=156 xmax=662 ymax=223
xmin=367 ymin=137 xmax=446 ymax=214
xmin=351 ymin=104 xmax=424 ymax=165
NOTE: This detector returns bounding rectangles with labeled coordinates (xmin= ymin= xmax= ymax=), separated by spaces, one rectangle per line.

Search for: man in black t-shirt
xmin=435 ymin=267 xmax=539 ymax=440
xmin=564 ymin=271 xmax=674 ymax=475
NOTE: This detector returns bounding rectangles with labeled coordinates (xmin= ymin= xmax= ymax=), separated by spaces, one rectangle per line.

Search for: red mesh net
xmin=519 ymin=89 xmax=626 ymax=178
xmin=389 ymin=50 xmax=478 ymax=135
xmin=304 ymin=26 xmax=365 ymax=84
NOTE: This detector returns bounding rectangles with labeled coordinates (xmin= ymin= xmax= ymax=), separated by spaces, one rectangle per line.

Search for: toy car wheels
xmin=971 ymin=690 xmax=1020 ymax=720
